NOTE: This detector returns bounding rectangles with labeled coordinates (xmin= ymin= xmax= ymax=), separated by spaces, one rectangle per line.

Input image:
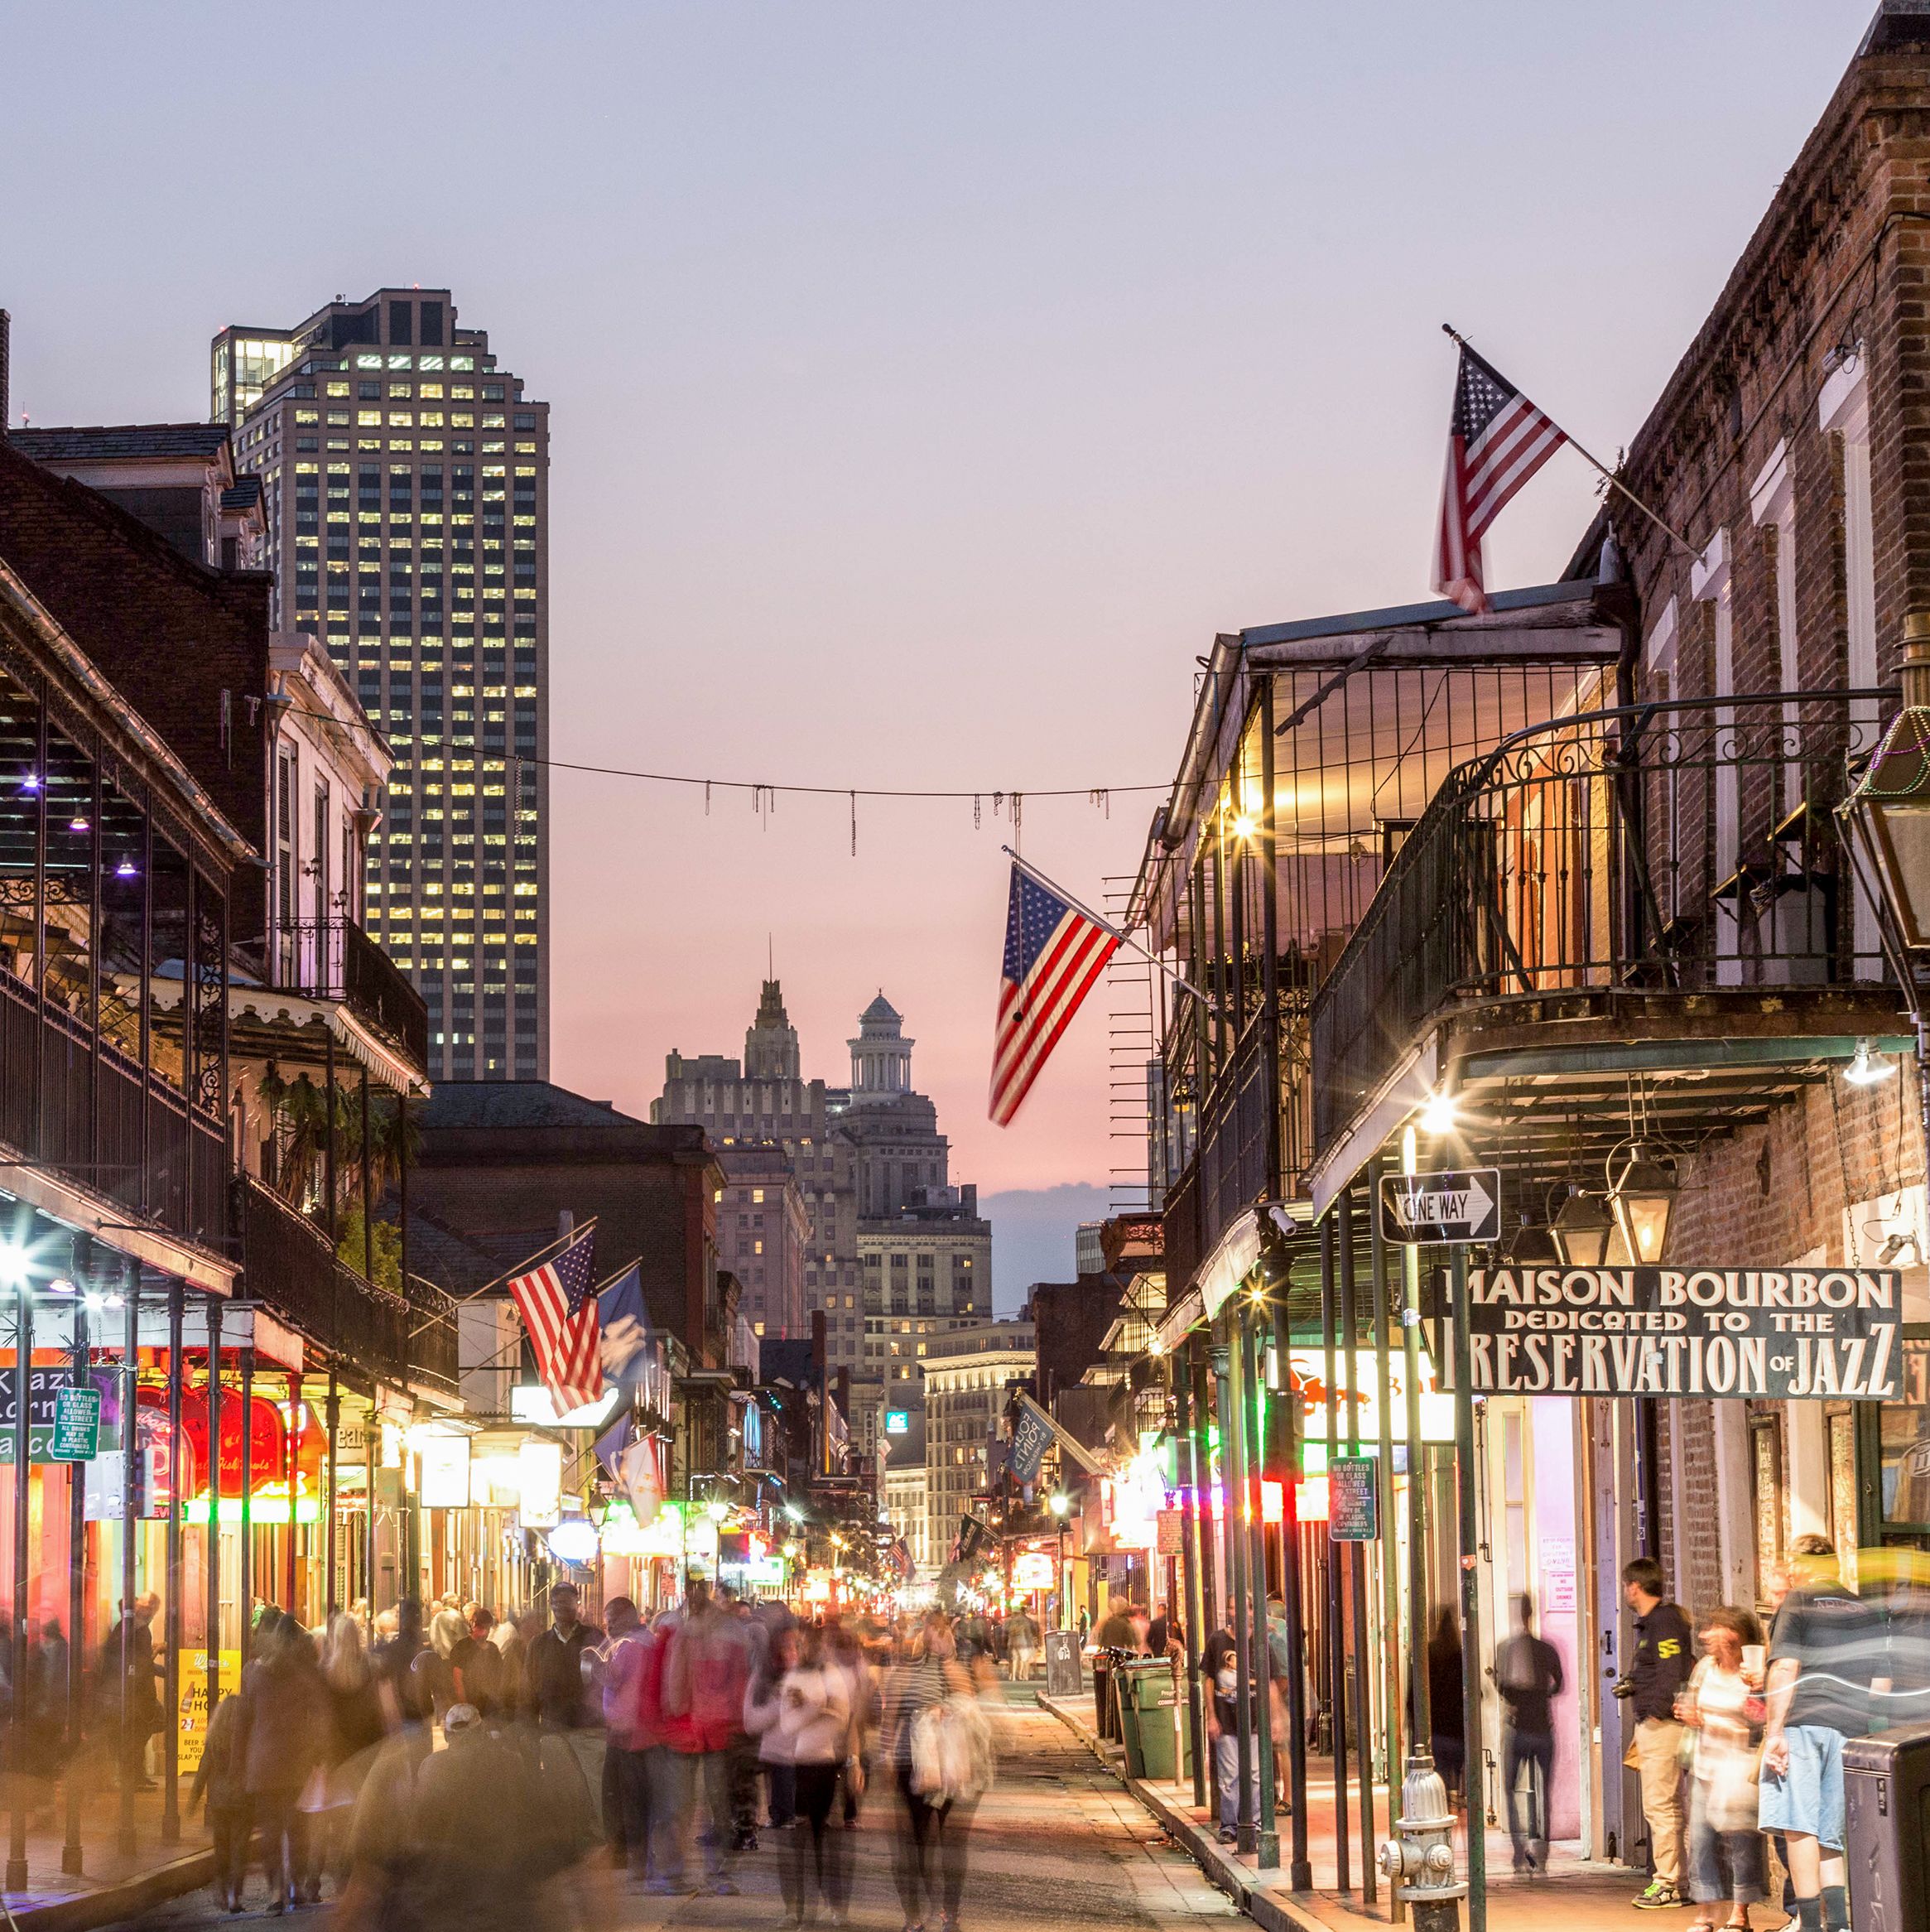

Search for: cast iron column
xmin=1321 ymin=1213 xmax=1350 ymax=1892
xmin=1269 ymin=1291 xmax=1312 ymax=1889
xmin=1211 ymin=1337 xmax=1254 ymax=1849
xmin=118 ymin=1258 xmax=137 ymax=1857
xmin=205 ymin=1294 xmax=222 ymax=1736
xmin=1451 ymin=1248 xmax=1485 ymax=1931
xmin=161 ymin=1276 xmax=183 ymax=1843
xmin=1175 ymin=1343 xmax=1209 ymax=1809
xmin=62 ymin=1291 xmax=86 ymax=1877
xmin=9 ymin=1275 xmax=33 ymax=1891
xmin=1340 ymin=1188 xmax=1377 ymax=1902
xmin=1239 ymin=1304 xmax=1278 ymax=1867
xmin=238 ymin=1345 xmax=253 ymax=1662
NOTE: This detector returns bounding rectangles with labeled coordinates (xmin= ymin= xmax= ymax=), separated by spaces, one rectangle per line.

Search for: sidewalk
xmin=1037 ymin=1687 xmax=1682 ymax=1932
xmin=0 ymin=1769 xmax=214 ymax=1932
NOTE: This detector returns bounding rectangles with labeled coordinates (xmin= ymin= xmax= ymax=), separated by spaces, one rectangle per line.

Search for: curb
xmin=8 ymin=1848 xmax=217 ymax=1932
xmin=1037 ymin=1691 xmax=1335 ymax=1932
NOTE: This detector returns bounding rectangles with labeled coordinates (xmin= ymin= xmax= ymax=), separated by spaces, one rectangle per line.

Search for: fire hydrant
xmin=1378 ymin=1756 xmax=1465 ymax=1932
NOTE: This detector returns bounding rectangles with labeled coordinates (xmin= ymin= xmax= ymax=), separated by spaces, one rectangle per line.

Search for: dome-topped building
xmin=848 ymin=991 xmax=912 ymax=1101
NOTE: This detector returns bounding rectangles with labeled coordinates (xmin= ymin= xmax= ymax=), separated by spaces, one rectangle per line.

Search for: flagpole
xmin=451 ymin=1215 xmax=602 ymax=1301
xmin=1001 ymin=846 xmax=1225 ymax=1019
xmin=1442 ymin=323 xmax=1701 ymax=558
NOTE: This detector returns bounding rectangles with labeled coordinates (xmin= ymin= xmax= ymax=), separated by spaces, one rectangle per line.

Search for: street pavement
xmin=108 ymin=1700 xmax=1239 ymax=1932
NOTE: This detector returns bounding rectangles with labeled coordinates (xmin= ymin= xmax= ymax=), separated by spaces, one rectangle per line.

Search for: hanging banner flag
xmin=1460 ymin=1265 xmax=1903 ymax=1400
xmin=1009 ymin=1402 xmax=1055 ymax=1486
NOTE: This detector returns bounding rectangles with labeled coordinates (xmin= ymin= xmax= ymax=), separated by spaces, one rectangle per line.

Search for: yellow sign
xmin=176 ymin=1649 xmax=240 ymax=1773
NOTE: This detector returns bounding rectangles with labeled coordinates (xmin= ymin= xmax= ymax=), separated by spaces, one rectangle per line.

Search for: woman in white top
xmin=777 ymin=1626 xmax=854 ymax=1928
xmin=745 ymin=1625 xmax=802 ymax=1835
xmin=1677 ymin=1604 xmax=1768 ymax=1932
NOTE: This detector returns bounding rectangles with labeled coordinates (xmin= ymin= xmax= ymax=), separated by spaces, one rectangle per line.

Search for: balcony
xmin=238 ymin=1174 xmax=440 ymax=1390
xmin=1306 ymin=688 xmax=1907 ymax=1203
xmin=264 ymin=919 xmax=429 ymax=1074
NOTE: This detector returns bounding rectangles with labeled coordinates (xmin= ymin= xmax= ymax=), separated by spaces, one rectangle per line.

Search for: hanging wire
xmin=527 ymin=754 xmax=1166 ymax=802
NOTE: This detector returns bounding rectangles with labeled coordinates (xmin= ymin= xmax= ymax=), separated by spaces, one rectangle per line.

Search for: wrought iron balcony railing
xmin=1307 ymin=688 xmax=1893 ymax=1156
xmin=267 ymin=918 xmax=429 ymax=1072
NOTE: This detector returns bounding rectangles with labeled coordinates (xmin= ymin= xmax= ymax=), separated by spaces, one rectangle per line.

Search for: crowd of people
xmin=139 ymin=1582 xmax=1014 ymax=1930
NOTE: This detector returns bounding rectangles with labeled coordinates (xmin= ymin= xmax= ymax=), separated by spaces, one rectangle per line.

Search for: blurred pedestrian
xmin=1494 ymin=1592 xmax=1562 ymax=1875
xmin=1678 ymin=1604 xmax=1767 ymax=1932
xmin=883 ymin=1612 xmax=989 ymax=1932
xmin=526 ymin=1583 xmax=601 ymax=1729
xmin=599 ymin=1598 xmax=653 ymax=1877
xmin=778 ymin=1625 xmax=853 ymax=1929
xmin=190 ymin=1687 xmax=249 ymax=1913
xmin=1090 ymin=1597 xmax=1140 ymax=1742
xmin=99 ymin=1592 xmax=161 ymax=1790
xmin=1427 ymin=1607 xmax=1466 ymax=1800
xmin=1202 ymin=1616 xmax=1264 ymax=1846
xmin=1004 ymin=1606 xmax=1039 ymax=1683
xmin=371 ymin=1597 xmax=429 ymax=1727
xmin=450 ymin=1607 xmax=507 ymax=1717
xmin=662 ymin=1578 xmax=750 ymax=1896
xmin=301 ymin=1612 xmax=387 ymax=1902
xmin=1761 ymin=1535 xmax=1872 ymax=1932
xmin=745 ymin=1625 xmax=801 ymax=1838
xmin=239 ymin=1614 xmax=330 ymax=1915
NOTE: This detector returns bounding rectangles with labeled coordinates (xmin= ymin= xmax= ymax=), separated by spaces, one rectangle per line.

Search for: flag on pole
xmin=1434 ymin=341 xmax=1567 ymax=616
xmin=989 ymin=861 xmax=1120 ymax=1125
xmin=508 ymin=1224 xmax=604 ymax=1418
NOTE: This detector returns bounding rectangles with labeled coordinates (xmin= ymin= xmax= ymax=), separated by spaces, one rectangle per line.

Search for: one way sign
xmin=1378 ymin=1168 xmax=1502 ymax=1245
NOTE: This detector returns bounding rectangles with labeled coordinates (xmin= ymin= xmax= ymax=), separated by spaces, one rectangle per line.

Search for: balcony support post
xmin=1368 ymin=1156 xmax=1408 ymax=1923
xmin=8 ymin=1274 xmax=32 ymax=1891
xmin=1321 ymin=1211 xmax=1350 ymax=1891
xmin=1238 ymin=1304 xmax=1279 ymax=1868
xmin=117 ymin=1257 xmax=137 ymax=1857
xmin=1269 ymin=1287 xmax=1313 ymax=1889
xmin=360 ymin=1066 xmax=373 ymax=1284
xmin=1210 ymin=1335 xmax=1255 ymax=1853
xmin=161 ymin=1274 xmax=183 ymax=1843
xmin=324 ymin=1030 xmax=337 ymax=1244
xmin=1174 ymin=1347 xmax=1209 ymax=1811
xmin=325 ymin=1369 xmax=339 ymax=1617
xmin=1451 ymin=1245 xmax=1485 ymax=1932
xmin=284 ymin=1371 xmax=298 ymax=1618
xmin=61 ymin=1284 xmax=87 ymax=1877
xmin=1340 ymin=1187 xmax=1376 ymax=1901
xmin=239 ymin=1344 xmax=253 ymax=1665
xmin=205 ymin=1294 xmax=221 ymax=1750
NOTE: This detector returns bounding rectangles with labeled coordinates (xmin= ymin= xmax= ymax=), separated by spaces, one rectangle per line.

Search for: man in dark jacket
xmin=1618 ymin=1558 xmax=1695 ymax=1909
xmin=527 ymin=1583 xmax=603 ymax=1729
xmin=100 ymin=1592 xmax=161 ymax=1790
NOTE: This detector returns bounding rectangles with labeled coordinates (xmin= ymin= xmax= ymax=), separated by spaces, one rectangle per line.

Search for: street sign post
xmin=1378 ymin=1168 xmax=1502 ymax=1245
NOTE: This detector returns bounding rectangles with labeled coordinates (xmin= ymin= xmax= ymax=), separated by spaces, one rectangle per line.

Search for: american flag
xmin=989 ymin=862 xmax=1120 ymax=1126
xmin=1434 ymin=341 xmax=1567 ymax=616
xmin=508 ymin=1225 xmax=604 ymax=1418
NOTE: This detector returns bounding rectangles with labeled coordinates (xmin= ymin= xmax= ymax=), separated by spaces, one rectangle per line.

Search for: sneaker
xmin=1632 ymin=1882 xmax=1683 ymax=1910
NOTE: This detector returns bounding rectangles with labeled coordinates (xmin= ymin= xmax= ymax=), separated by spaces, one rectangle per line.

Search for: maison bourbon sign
xmin=1461 ymin=1265 xmax=1904 ymax=1400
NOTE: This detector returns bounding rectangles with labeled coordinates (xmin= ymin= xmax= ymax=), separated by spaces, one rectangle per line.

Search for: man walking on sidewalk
xmin=1620 ymin=1558 xmax=1694 ymax=1910
xmin=1494 ymin=1592 xmax=1563 ymax=1876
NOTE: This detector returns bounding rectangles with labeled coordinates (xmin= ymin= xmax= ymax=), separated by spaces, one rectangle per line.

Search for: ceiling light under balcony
xmin=1844 ymin=1038 xmax=1897 ymax=1086
xmin=1417 ymin=1089 xmax=1456 ymax=1135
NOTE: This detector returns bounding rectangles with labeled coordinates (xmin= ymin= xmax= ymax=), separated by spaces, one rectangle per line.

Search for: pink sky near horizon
xmin=0 ymin=0 xmax=1881 ymax=1196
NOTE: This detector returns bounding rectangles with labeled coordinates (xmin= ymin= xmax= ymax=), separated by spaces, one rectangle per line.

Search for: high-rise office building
xmin=211 ymin=288 xmax=548 ymax=1082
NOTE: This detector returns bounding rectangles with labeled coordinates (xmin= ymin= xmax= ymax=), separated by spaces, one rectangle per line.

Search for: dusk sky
xmin=1 ymin=2 xmax=1878 ymax=1263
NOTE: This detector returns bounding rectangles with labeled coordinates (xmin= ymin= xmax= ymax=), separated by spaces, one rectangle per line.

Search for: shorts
xmin=1755 ymin=1723 xmax=1846 ymax=1850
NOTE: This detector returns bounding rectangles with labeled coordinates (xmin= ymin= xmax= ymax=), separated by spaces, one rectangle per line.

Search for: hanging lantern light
xmin=1504 ymin=1214 xmax=1562 ymax=1265
xmin=1606 ymin=1143 xmax=1678 ymax=1266
xmin=1841 ymin=619 xmax=1930 ymax=951
xmin=1548 ymin=1183 xmax=1614 ymax=1268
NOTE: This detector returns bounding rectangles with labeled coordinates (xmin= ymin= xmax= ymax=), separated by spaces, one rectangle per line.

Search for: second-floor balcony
xmin=1304 ymin=687 xmax=1908 ymax=1211
xmin=237 ymin=1173 xmax=458 ymax=1397
xmin=245 ymin=918 xmax=429 ymax=1077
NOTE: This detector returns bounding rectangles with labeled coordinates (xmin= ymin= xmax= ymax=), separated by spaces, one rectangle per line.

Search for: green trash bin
xmin=1114 ymin=1660 xmax=1169 ymax=1779
xmin=1138 ymin=1694 xmax=1180 ymax=1781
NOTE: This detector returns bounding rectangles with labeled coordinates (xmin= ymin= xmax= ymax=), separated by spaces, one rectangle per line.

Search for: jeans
xmin=1686 ymin=1778 xmax=1767 ymax=1906
xmin=765 ymin=1760 xmax=797 ymax=1831
xmin=894 ymin=1761 xmax=975 ymax=1924
xmin=1502 ymin=1731 xmax=1552 ymax=1868
xmin=785 ymin=1762 xmax=850 ymax=1920
xmin=1212 ymin=1732 xmax=1259 ymax=1833
xmin=607 ymin=1745 xmax=653 ymax=1874
xmin=209 ymin=1804 xmax=250 ymax=1904
xmin=651 ymin=1747 xmax=733 ymax=1885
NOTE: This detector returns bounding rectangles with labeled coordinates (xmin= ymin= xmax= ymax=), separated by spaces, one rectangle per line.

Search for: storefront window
xmin=1879 ymin=1335 xmax=1930 ymax=1529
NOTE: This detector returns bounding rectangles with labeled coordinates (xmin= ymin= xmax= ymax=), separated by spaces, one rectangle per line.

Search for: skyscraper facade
xmin=211 ymin=288 xmax=548 ymax=1083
